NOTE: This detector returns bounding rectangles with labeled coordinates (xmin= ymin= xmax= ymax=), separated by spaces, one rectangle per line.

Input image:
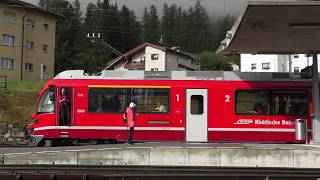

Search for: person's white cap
xmin=129 ymin=102 xmax=136 ymax=108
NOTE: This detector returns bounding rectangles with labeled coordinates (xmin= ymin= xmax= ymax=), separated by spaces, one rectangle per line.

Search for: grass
xmin=5 ymin=80 xmax=43 ymax=91
xmin=0 ymin=80 xmax=41 ymax=128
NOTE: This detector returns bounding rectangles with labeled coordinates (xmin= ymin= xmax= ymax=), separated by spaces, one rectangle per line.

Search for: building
xmin=0 ymin=0 xmax=60 ymax=81
xmin=241 ymin=54 xmax=316 ymax=73
xmin=106 ymin=42 xmax=199 ymax=71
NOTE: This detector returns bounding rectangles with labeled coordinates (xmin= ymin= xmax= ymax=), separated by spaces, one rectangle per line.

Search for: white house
xmin=106 ymin=42 xmax=199 ymax=71
xmin=241 ymin=54 xmax=316 ymax=73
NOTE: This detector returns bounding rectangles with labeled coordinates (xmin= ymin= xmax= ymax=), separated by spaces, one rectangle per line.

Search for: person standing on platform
xmin=124 ymin=102 xmax=136 ymax=144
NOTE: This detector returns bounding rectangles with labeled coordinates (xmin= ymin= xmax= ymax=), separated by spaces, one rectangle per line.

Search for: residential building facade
xmin=0 ymin=0 xmax=59 ymax=81
xmin=241 ymin=54 xmax=316 ymax=73
xmin=106 ymin=42 xmax=200 ymax=71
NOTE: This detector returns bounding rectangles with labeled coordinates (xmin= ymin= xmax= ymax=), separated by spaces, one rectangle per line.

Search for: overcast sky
xmin=24 ymin=0 xmax=250 ymax=17
xmin=24 ymin=0 xmax=294 ymax=18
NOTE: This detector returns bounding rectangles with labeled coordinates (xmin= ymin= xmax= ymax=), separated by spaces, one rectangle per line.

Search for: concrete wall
xmin=0 ymin=5 xmax=56 ymax=81
xmin=3 ymin=146 xmax=320 ymax=168
xmin=166 ymin=52 xmax=199 ymax=71
xmin=166 ymin=53 xmax=179 ymax=71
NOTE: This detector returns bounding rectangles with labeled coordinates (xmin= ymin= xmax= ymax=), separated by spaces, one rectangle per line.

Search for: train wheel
xmin=91 ymin=139 xmax=99 ymax=145
xmin=72 ymin=139 xmax=79 ymax=146
xmin=103 ymin=139 xmax=118 ymax=144
xmin=110 ymin=139 xmax=118 ymax=144
xmin=43 ymin=139 xmax=56 ymax=147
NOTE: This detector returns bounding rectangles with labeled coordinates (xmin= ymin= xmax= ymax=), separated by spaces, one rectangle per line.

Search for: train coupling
xmin=25 ymin=123 xmax=44 ymax=146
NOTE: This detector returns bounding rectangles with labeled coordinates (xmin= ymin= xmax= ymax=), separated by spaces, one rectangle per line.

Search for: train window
xmin=236 ymin=90 xmax=269 ymax=115
xmin=88 ymin=88 xmax=126 ymax=113
xmin=37 ymin=89 xmax=55 ymax=114
xmin=273 ymin=90 xmax=308 ymax=115
xmin=131 ymin=88 xmax=169 ymax=113
xmin=191 ymin=95 xmax=203 ymax=115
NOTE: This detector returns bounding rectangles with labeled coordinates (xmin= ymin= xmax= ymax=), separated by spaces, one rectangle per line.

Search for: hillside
xmin=0 ymin=89 xmax=39 ymax=127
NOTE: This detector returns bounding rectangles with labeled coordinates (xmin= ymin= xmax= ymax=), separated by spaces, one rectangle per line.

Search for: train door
xmin=186 ymin=89 xmax=208 ymax=142
xmin=57 ymin=87 xmax=73 ymax=126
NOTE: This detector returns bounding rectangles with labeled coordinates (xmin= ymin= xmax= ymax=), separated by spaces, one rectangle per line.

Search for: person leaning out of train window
xmin=59 ymin=88 xmax=70 ymax=126
xmin=253 ymin=103 xmax=265 ymax=115
xmin=123 ymin=102 xmax=136 ymax=145
xmin=155 ymin=102 xmax=166 ymax=112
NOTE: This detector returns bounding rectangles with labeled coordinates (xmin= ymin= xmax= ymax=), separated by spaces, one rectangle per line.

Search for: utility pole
xmin=87 ymin=33 xmax=128 ymax=70
xmin=87 ymin=33 xmax=101 ymax=69
xmin=288 ymin=55 xmax=292 ymax=72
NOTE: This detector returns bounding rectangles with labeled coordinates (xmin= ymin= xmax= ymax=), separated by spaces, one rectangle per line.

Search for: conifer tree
xmin=142 ymin=5 xmax=161 ymax=43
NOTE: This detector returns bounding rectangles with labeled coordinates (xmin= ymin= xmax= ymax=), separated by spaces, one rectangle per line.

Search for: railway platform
xmin=1 ymin=142 xmax=320 ymax=168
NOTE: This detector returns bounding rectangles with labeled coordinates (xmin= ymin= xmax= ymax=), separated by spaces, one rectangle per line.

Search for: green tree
xmin=212 ymin=15 xmax=235 ymax=49
xmin=39 ymin=0 xmax=84 ymax=73
xmin=142 ymin=5 xmax=161 ymax=43
xmin=161 ymin=3 xmax=177 ymax=45
xmin=198 ymin=51 xmax=239 ymax=71
xmin=119 ymin=5 xmax=142 ymax=52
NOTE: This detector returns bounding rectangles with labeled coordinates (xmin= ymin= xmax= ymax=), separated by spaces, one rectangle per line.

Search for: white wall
xmin=113 ymin=46 xmax=198 ymax=71
xmin=241 ymin=54 xmax=279 ymax=72
xmin=145 ymin=46 xmax=166 ymax=71
xmin=290 ymin=54 xmax=312 ymax=73
xmin=277 ymin=55 xmax=288 ymax=72
xmin=241 ymin=54 xmax=320 ymax=73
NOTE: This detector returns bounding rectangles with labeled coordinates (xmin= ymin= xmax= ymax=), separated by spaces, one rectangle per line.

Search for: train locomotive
xmin=27 ymin=70 xmax=312 ymax=146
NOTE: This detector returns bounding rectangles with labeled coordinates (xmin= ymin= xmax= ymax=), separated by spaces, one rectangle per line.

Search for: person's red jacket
xmin=126 ymin=107 xmax=135 ymax=128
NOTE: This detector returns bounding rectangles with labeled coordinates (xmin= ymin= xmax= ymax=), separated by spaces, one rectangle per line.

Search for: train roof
xmin=53 ymin=70 xmax=312 ymax=81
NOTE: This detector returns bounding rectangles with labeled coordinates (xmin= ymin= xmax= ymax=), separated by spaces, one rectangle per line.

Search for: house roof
xmin=106 ymin=42 xmax=165 ymax=67
xmin=106 ymin=42 xmax=194 ymax=69
xmin=217 ymin=1 xmax=320 ymax=55
xmin=1 ymin=0 xmax=62 ymax=18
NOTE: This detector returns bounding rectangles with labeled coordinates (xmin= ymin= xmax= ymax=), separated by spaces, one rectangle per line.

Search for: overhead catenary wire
xmin=0 ymin=19 xmax=228 ymax=35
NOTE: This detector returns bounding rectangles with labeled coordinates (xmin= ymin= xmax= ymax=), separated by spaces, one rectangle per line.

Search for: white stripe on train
xmin=34 ymin=126 xmax=311 ymax=132
xmin=34 ymin=126 xmax=184 ymax=131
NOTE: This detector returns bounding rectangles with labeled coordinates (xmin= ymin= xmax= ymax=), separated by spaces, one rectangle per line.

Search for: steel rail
xmin=0 ymin=165 xmax=319 ymax=178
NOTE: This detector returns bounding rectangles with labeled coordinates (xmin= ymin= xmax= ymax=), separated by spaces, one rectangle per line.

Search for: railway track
xmin=0 ymin=165 xmax=319 ymax=179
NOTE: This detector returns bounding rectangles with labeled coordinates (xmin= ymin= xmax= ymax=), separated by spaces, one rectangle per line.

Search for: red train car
xmin=27 ymin=70 xmax=313 ymax=145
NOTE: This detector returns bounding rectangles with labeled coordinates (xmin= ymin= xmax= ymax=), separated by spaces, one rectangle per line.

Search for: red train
xmin=27 ymin=70 xmax=313 ymax=146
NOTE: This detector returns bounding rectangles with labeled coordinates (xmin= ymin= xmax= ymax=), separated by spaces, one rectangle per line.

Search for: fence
xmin=0 ymin=76 xmax=7 ymax=89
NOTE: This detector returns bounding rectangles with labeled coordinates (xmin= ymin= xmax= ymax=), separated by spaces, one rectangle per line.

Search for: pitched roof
xmin=217 ymin=1 xmax=320 ymax=54
xmin=106 ymin=42 xmax=194 ymax=69
xmin=106 ymin=42 xmax=165 ymax=66
xmin=1 ymin=0 xmax=62 ymax=18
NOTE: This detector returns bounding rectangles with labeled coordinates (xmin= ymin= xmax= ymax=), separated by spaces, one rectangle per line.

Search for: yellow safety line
xmin=88 ymin=85 xmax=171 ymax=88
